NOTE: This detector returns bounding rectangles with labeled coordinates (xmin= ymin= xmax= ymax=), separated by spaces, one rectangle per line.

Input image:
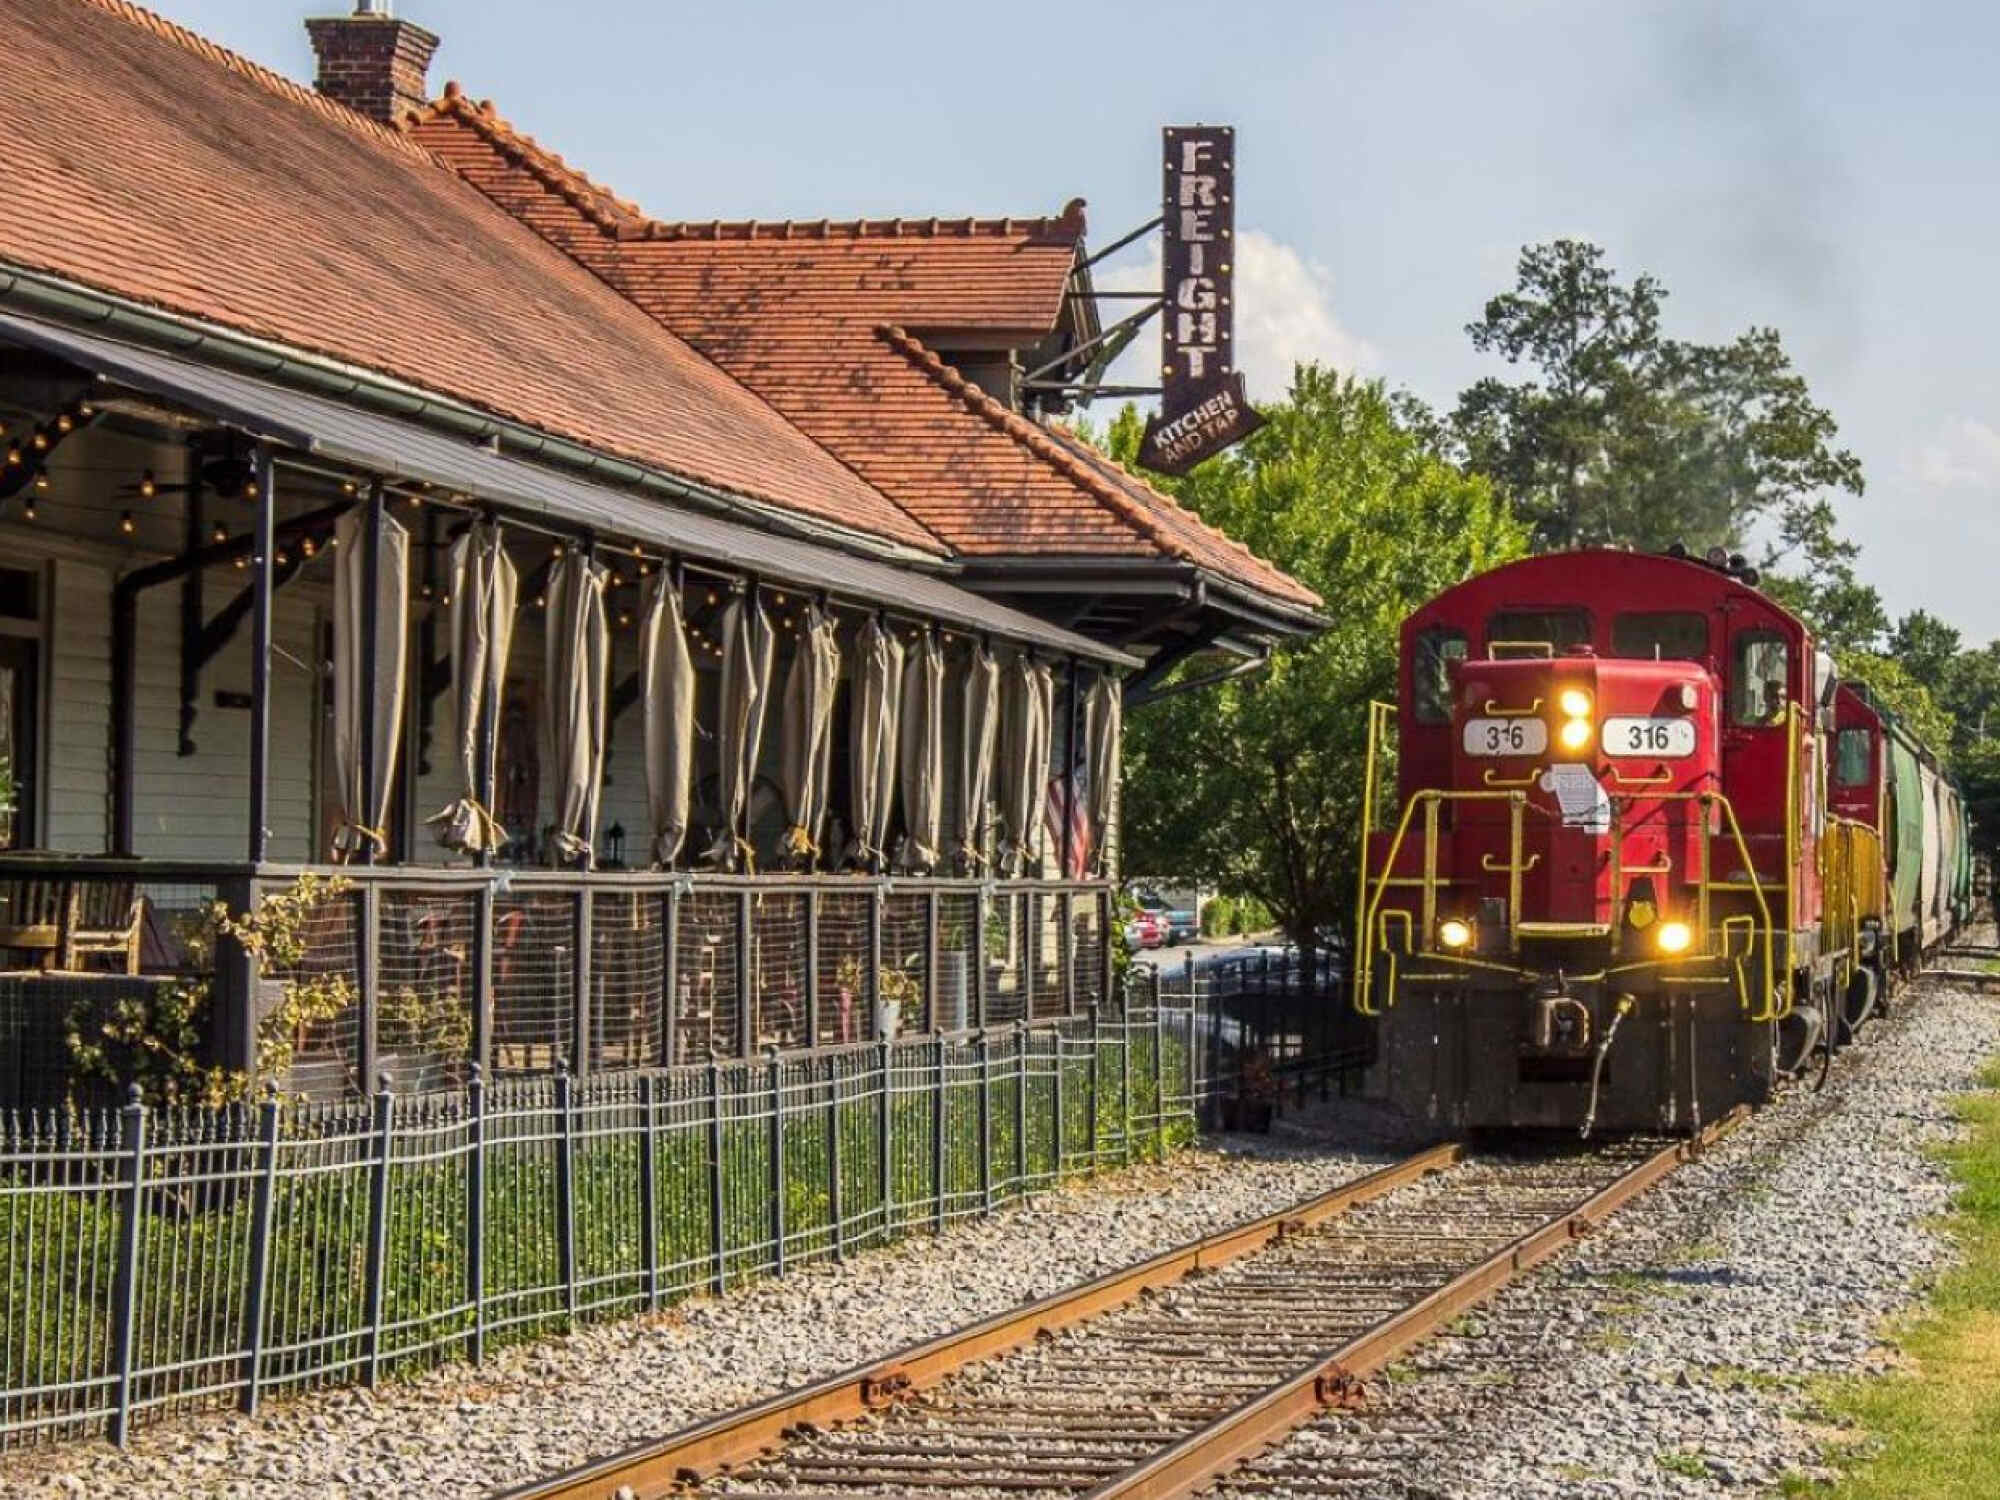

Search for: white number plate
xmin=1603 ymin=716 xmax=1696 ymax=758
xmin=1462 ymin=717 xmax=1548 ymax=757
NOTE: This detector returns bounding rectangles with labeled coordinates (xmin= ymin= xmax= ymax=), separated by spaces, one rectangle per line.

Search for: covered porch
xmin=0 ymin=311 xmax=1128 ymax=1100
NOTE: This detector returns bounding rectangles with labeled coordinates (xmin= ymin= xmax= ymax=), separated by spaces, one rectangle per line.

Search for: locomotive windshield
xmin=1486 ymin=608 xmax=1589 ymax=654
xmin=1612 ymin=612 xmax=1708 ymax=661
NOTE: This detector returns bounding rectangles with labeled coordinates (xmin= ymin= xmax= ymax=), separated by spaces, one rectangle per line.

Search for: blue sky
xmin=150 ymin=1 xmax=2000 ymax=642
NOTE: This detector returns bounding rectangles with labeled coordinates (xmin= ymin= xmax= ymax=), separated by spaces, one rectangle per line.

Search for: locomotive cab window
xmin=1835 ymin=728 xmax=1873 ymax=786
xmin=1412 ymin=628 xmax=1467 ymax=724
xmin=1731 ymin=631 xmax=1791 ymax=725
xmin=1486 ymin=609 xmax=1589 ymax=657
xmin=1612 ymin=612 xmax=1708 ymax=661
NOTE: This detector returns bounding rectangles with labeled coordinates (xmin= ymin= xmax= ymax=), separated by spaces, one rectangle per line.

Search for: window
xmin=1412 ymin=628 xmax=1467 ymax=723
xmin=1731 ymin=630 xmax=1791 ymax=726
xmin=1486 ymin=609 xmax=1590 ymax=655
xmin=1612 ymin=612 xmax=1708 ymax=661
xmin=1835 ymin=728 xmax=1873 ymax=787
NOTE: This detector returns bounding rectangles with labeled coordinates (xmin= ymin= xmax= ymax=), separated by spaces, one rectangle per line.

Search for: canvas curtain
xmin=428 ymin=522 xmax=517 ymax=856
xmin=1085 ymin=670 xmax=1122 ymax=877
xmin=847 ymin=616 xmax=905 ymax=869
xmin=896 ymin=629 xmax=946 ymax=873
xmin=998 ymin=653 xmax=1054 ymax=877
xmin=702 ymin=588 xmax=775 ymax=871
xmin=330 ymin=503 xmax=409 ymax=860
xmin=641 ymin=570 xmax=696 ymax=867
xmin=543 ymin=552 xmax=608 ymax=865
xmin=778 ymin=600 xmax=840 ymax=866
xmin=956 ymin=644 xmax=1001 ymax=874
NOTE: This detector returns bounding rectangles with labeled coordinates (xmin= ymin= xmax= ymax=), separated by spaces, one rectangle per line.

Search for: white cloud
xmin=1914 ymin=417 xmax=2000 ymax=490
xmin=1093 ymin=228 xmax=1376 ymax=403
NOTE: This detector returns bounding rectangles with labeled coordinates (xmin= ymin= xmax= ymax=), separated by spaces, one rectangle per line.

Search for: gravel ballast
xmin=2 ymin=1096 xmax=1423 ymax=1499
xmin=1219 ymin=973 xmax=2000 ymax=1499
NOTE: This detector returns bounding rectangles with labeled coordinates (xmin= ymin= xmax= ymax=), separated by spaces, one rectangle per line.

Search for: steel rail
xmin=497 ymin=1141 xmax=1464 ymax=1500
xmin=1086 ymin=1105 xmax=1751 ymax=1500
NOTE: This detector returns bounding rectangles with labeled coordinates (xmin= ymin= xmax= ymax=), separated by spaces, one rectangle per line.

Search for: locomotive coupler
xmin=1528 ymin=974 xmax=1593 ymax=1054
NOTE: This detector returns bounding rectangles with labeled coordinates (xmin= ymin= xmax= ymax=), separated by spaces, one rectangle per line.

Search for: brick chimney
xmin=305 ymin=3 xmax=440 ymax=126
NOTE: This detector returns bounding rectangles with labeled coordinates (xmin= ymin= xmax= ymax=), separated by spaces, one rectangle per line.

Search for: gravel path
xmin=2 ymin=1094 xmax=1426 ymax=1499
xmin=1217 ymin=972 xmax=2000 ymax=1499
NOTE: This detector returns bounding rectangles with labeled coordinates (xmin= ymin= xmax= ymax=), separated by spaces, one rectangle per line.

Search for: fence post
xmin=363 ymin=1072 xmax=393 ymax=1390
xmin=639 ymin=1071 xmax=659 ymax=1309
xmin=1013 ymin=1021 xmax=1028 ymax=1195
xmin=468 ymin=1063 xmax=487 ymax=1363
xmin=1087 ymin=999 xmax=1103 ymax=1173
xmin=931 ymin=1031 xmax=947 ymax=1234
xmin=924 ymin=889 xmax=940 ymax=1033
xmin=768 ymin=1047 xmax=785 ymax=1276
xmin=878 ymin=1036 xmax=894 ymax=1245
xmin=240 ymin=1084 xmax=281 ymax=1415
xmin=868 ymin=884 xmax=885 ymax=1025
xmin=1050 ymin=1024 xmax=1065 ymax=1182
xmin=359 ymin=884 xmax=381 ymax=1091
xmin=1021 ymin=893 xmax=1035 ymax=1019
xmin=708 ymin=1055 xmax=727 ymax=1295
xmin=977 ymin=1029 xmax=993 ymax=1217
xmin=973 ymin=886 xmax=990 ymax=1029
xmin=1059 ymin=890 xmax=1075 ymax=1015
xmin=826 ymin=1053 xmax=844 ymax=1263
xmin=1118 ymin=997 xmax=1132 ymax=1168
xmin=737 ymin=890 xmax=754 ymax=1058
xmin=573 ymin=891 xmax=594 ymax=1078
xmin=472 ymin=883 xmax=494 ymax=1079
xmin=555 ymin=1063 xmax=577 ymax=1327
xmin=1154 ymin=994 xmax=1168 ymax=1160
xmin=662 ymin=886 xmax=680 ymax=1070
xmin=805 ymin=889 xmax=822 ymax=1048
xmin=108 ymin=1085 xmax=146 ymax=1446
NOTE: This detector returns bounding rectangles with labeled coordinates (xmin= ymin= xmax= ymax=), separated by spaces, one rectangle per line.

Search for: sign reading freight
xmin=1139 ymin=124 xmax=1265 ymax=477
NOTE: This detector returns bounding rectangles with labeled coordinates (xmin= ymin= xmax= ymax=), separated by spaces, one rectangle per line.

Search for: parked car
xmin=1123 ymin=909 xmax=1166 ymax=949
xmin=1133 ymin=890 xmax=1198 ymax=945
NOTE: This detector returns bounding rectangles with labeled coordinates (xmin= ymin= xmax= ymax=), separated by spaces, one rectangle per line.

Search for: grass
xmin=1655 ymin=1449 xmax=1710 ymax=1479
xmin=1809 ymin=1057 xmax=2000 ymax=1499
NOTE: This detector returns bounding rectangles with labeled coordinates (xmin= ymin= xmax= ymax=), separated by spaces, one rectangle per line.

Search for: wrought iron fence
xmin=0 ymin=997 xmax=1215 ymax=1450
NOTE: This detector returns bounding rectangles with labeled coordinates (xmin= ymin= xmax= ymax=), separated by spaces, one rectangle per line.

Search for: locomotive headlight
xmin=1438 ymin=917 xmax=1474 ymax=950
xmin=1558 ymin=716 xmax=1593 ymax=751
xmin=1656 ymin=920 xmax=1693 ymax=955
xmin=1558 ymin=687 xmax=1592 ymax=718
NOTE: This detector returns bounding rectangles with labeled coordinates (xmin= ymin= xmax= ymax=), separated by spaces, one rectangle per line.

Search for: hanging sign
xmin=1139 ymin=124 xmax=1265 ymax=476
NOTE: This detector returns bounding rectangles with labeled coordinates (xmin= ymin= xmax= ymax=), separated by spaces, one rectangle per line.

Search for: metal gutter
xmin=0 ymin=261 xmax=946 ymax=572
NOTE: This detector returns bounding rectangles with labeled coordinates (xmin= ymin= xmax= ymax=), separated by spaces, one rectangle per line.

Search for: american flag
xmin=1045 ymin=758 xmax=1093 ymax=879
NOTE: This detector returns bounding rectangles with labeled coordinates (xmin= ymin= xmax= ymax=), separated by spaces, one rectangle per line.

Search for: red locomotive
xmin=1357 ymin=547 xmax=1970 ymax=1132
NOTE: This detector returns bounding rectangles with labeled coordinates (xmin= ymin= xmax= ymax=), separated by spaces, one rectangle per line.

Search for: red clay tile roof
xmin=0 ymin=0 xmax=941 ymax=554
xmin=412 ymin=95 xmax=1320 ymax=613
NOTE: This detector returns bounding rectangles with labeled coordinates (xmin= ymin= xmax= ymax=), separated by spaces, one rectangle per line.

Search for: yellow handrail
xmin=1481 ymin=698 xmax=1544 ymax=717
xmin=1482 ymin=765 xmax=1541 ymax=788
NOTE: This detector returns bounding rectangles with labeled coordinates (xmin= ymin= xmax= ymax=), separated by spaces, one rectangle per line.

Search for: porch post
xmin=110 ymin=587 xmax=137 ymax=855
xmin=247 ymin=447 xmax=275 ymax=864
xmin=359 ymin=482 xmax=385 ymax=865
xmin=1062 ymin=657 xmax=1080 ymax=878
xmin=475 ymin=517 xmax=502 ymax=869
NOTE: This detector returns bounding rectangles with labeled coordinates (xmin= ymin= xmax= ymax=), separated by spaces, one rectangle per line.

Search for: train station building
xmin=0 ymin=0 xmax=1320 ymax=1099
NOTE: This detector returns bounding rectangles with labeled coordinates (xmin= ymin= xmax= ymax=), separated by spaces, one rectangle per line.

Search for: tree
xmin=1100 ymin=367 xmax=1528 ymax=976
xmin=1453 ymin=241 xmax=1865 ymax=598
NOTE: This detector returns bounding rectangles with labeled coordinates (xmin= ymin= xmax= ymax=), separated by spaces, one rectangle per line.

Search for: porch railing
xmin=0 ymin=860 xmax=1115 ymax=1103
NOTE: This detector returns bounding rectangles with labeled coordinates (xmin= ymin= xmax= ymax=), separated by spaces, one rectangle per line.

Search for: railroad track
xmin=503 ymin=1114 xmax=1742 ymax=1500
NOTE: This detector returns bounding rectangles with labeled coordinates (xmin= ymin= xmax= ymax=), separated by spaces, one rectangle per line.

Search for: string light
xmin=30 ymin=430 xmax=48 ymax=453
xmin=300 ymin=537 xmax=316 ymax=558
xmin=138 ymin=469 xmax=156 ymax=499
xmin=54 ymin=413 xmax=73 ymax=435
xmin=33 ymin=473 xmax=49 ymax=493
xmin=119 ymin=510 xmax=135 ymax=535
xmin=234 ymin=554 xmax=246 ymax=570
xmin=535 ymin=593 xmax=547 ymax=608
xmin=212 ymin=523 xmax=228 ymax=544
xmin=342 ymin=480 xmax=358 ymax=496
xmin=21 ymin=500 xmax=35 ymax=521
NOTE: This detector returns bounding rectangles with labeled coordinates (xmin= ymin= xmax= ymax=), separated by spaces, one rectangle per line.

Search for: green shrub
xmin=1200 ymin=896 xmax=1235 ymax=938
